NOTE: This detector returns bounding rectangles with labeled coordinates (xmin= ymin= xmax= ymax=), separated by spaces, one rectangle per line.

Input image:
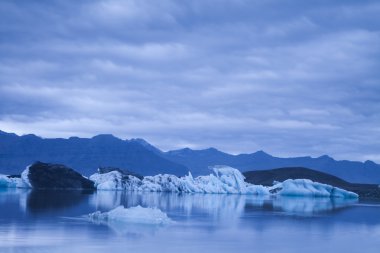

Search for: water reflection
xmin=80 ymin=192 xmax=361 ymax=236
xmin=245 ymin=196 xmax=358 ymax=215
xmin=89 ymin=218 xmax=168 ymax=237
xmin=0 ymin=189 xmax=379 ymax=253
xmin=90 ymin=191 xmax=358 ymax=218
xmin=27 ymin=190 xmax=94 ymax=214
xmin=0 ymin=189 xmax=361 ymax=219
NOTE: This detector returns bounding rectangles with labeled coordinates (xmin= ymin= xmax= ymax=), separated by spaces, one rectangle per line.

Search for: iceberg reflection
xmin=91 ymin=191 xmax=358 ymax=218
xmin=246 ymin=196 xmax=358 ymax=215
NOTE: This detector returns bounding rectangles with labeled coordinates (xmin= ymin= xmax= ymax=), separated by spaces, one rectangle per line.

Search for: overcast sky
xmin=1 ymin=0 xmax=380 ymax=162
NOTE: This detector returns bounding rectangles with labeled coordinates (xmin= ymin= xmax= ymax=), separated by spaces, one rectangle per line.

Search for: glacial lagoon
xmin=1 ymin=189 xmax=380 ymax=253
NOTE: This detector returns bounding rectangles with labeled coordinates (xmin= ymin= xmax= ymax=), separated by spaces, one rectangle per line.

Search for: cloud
xmin=0 ymin=0 xmax=380 ymax=162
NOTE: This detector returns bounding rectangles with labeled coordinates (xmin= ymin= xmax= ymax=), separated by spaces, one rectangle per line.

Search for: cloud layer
xmin=1 ymin=0 xmax=380 ymax=161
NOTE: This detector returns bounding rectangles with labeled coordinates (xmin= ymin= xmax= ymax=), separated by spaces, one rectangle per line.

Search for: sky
xmin=0 ymin=0 xmax=380 ymax=162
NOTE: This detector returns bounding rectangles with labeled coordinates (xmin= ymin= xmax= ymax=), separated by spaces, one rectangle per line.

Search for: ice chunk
xmin=90 ymin=171 xmax=125 ymax=191
xmin=89 ymin=171 xmax=142 ymax=191
xmin=0 ymin=173 xmax=30 ymax=189
xmin=141 ymin=174 xmax=182 ymax=192
xmin=88 ymin=205 xmax=172 ymax=225
xmin=90 ymin=166 xmax=358 ymax=198
xmin=269 ymin=179 xmax=358 ymax=198
xmin=213 ymin=166 xmax=247 ymax=192
xmin=246 ymin=183 xmax=270 ymax=195
xmin=90 ymin=165 xmax=269 ymax=195
xmin=189 ymin=166 xmax=248 ymax=194
xmin=21 ymin=166 xmax=32 ymax=188
xmin=0 ymin=175 xmax=12 ymax=188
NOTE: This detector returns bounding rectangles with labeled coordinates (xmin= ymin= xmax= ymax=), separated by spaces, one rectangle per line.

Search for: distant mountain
xmin=164 ymin=147 xmax=236 ymax=174
xmin=1 ymin=130 xmax=380 ymax=184
xmin=163 ymin=148 xmax=380 ymax=184
xmin=129 ymin=138 xmax=163 ymax=154
xmin=0 ymin=131 xmax=187 ymax=176
xmin=243 ymin=167 xmax=380 ymax=199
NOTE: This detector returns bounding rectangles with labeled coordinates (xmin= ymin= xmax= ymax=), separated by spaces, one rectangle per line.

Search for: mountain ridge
xmin=163 ymin=147 xmax=380 ymax=183
xmin=0 ymin=131 xmax=187 ymax=176
xmin=1 ymin=130 xmax=379 ymax=183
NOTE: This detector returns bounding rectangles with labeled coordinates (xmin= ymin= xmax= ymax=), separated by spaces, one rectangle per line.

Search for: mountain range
xmin=1 ymin=130 xmax=379 ymax=184
xmin=164 ymin=148 xmax=380 ymax=183
xmin=0 ymin=131 xmax=187 ymax=176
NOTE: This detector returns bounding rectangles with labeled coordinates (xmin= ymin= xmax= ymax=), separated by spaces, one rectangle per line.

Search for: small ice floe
xmin=88 ymin=205 xmax=173 ymax=225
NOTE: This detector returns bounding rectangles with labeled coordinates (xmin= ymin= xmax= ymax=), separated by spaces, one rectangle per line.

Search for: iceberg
xmin=0 ymin=175 xmax=13 ymax=188
xmin=88 ymin=205 xmax=172 ymax=225
xmin=2 ymin=164 xmax=358 ymax=199
xmin=90 ymin=171 xmax=142 ymax=191
xmin=269 ymin=179 xmax=359 ymax=198
xmin=20 ymin=166 xmax=32 ymax=188
xmin=0 ymin=174 xmax=30 ymax=188
xmin=90 ymin=166 xmax=269 ymax=195
xmin=90 ymin=166 xmax=358 ymax=198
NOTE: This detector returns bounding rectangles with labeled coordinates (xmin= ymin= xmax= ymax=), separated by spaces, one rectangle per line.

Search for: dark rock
xmin=342 ymin=184 xmax=380 ymax=199
xmin=27 ymin=161 xmax=95 ymax=189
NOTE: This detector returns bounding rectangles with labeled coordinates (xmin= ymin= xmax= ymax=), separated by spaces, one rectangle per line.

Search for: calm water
xmin=1 ymin=189 xmax=380 ymax=253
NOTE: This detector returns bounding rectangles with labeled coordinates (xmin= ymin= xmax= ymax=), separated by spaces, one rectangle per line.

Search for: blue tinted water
xmin=0 ymin=189 xmax=379 ymax=253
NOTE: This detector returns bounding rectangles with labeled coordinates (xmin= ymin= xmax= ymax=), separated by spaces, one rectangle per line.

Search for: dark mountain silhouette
xmin=243 ymin=167 xmax=380 ymax=199
xmin=0 ymin=131 xmax=187 ymax=176
xmin=163 ymin=148 xmax=380 ymax=184
xmin=1 ymin=130 xmax=380 ymax=184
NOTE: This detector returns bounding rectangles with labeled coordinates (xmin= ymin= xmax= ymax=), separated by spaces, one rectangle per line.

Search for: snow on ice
xmin=89 ymin=166 xmax=358 ymax=198
xmin=1 ymin=165 xmax=358 ymax=198
xmin=88 ymin=205 xmax=172 ymax=225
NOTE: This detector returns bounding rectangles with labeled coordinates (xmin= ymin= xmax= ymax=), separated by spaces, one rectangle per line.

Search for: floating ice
xmin=88 ymin=205 xmax=172 ymax=225
xmin=269 ymin=179 xmax=359 ymax=198
xmin=90 ymin=166 xmax=358 ymax=198
xmin=90 ymin=166 xmax=269 ymax=195
xmin=0 ymin=175 xmax=12 ymax=188
xmin=0 ymin=166 xmax=31 ymax=189
xmin=90 ymin=171 xmax=126 ymax=191
xmin=2 ymin=165 xmax=358 ymax=199
xmin=0 ymin=173 xmax=30 ymax=189
xmin=89 ymin=171 xmax=142 ymax=191
xmin=21 ymin=166 xmax=32 ymax=188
